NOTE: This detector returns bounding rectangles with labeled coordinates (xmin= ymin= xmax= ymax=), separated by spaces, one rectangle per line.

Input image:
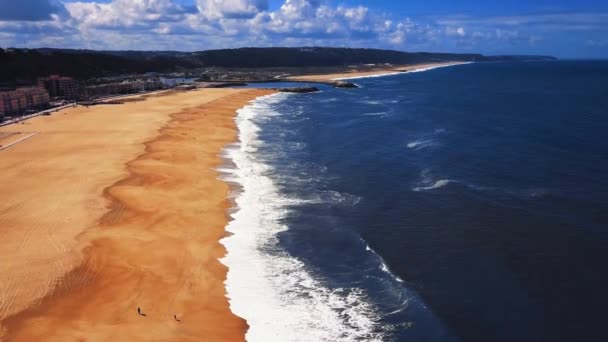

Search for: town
xmin=0 ymin=67 xmax=361 ymax=124
xmin=0 ymin=73 xmax=208 ymax=124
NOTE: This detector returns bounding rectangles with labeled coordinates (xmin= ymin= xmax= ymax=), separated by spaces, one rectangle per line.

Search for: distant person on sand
xmin=137 ymin=307 xmax=145 ymax=316
xmin=173 ymin=314 xmax=181 ymax=322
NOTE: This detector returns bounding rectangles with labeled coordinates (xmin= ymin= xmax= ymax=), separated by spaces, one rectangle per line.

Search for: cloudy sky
xmin=0 ymin=0 xmax=607 ymax=58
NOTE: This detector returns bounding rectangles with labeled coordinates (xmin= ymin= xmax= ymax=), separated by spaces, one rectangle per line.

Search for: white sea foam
xmin=220 ymin=93 xmax=385 ymax=342
xmin=364 ymin=242 xmax=405 ymax=283
xmin=363 ymin=111 xmax=390 ymax=117
xmin=413 ymin=179 xmax=453 ymax=192
xmin=407 ymin=139 xmax=436 ymax=150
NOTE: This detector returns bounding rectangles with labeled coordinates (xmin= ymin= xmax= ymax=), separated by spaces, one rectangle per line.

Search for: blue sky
xmin=1 ymin=0 xmax=607 ymax=58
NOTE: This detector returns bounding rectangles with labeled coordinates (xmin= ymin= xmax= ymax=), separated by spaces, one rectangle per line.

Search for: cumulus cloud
xmin=0 ymin=0 xmax=66 ymax=21
xmin=53 ymin=0 xmax=427 ymax=48
xmin=446 ymin=26 xmax=465 ymax=37
xmin=1 ymin=0 xmax=606 ymax=57
xmin=66 ymin=0 xmax=198 ymax=30
xmin=197 ymin=0 xmax=268 ymax=19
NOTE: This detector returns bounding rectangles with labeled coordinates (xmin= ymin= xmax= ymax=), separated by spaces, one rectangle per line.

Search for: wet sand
xmin=0 ymin=88 xmax=273 ymax=341
xmin=288 ymin=61 xmax=469 ymax=82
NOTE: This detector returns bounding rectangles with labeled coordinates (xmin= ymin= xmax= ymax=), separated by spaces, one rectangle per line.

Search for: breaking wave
xmin=407 ymin=139 xmax=437 ymax=150
xmin=413 ymin=179 xmax=453 ymax=191
xmin=220 ymin=93 xmax=386 ymax=342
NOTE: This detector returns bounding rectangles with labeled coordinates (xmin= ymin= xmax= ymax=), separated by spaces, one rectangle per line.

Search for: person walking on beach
xmin=137 ymin=307 xmax=142 ymax=316
xmin=173 ymin=314 xmax=180 ymax=322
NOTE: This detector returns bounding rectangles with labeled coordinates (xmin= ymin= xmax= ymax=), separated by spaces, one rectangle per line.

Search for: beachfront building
xmin=38 ymin=75 xmax=80 ymax=100
xmin=83 ymin=79 xmax=164 ymax=99
xmin=144 ymin=78 xmax=163 ymax=90
xmin=0 ymin=87 xmax=50 ymax=118
xmin=160 ymin=77 xmax=194 ymax=88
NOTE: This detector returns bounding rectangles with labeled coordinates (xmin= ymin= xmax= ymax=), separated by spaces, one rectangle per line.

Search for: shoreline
xmin=333 ymin=62 xmax=473 ymax=80
xmin=286 ymin=61 xmax=471 ymax=84
xmin=0 ymin=61 xmax=465 ymax=341
xmin=0 ymin=88 xmax=273 ymax=341
xmin=218 ymin=92 xmax=382 ymax=341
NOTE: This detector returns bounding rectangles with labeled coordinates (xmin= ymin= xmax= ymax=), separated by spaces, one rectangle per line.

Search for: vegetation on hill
xmin=0 ymin=47 xmax=556 ymax=82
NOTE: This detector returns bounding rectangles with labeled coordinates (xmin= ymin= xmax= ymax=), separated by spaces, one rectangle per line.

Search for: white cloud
xmin=446 ymin=26 xmax=466 ymax=37
xmin=66 ymin=0 xmax=197 ymax=30
xmin=197 ymin=0 xmax=268 ymax=19
xmin=2 ymin=0 xmax=605 ymax=56
xmin=0 ymin=0 xmax=488 ymax=50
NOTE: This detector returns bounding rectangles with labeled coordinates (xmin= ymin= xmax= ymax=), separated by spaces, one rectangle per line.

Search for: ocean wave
xmin=360 ymin=99 xmax=383 ymax=105
xmin=412 ymin=173 xmax=551 ymax=197
xmin=363 ymin=111 xmax=390 ymax=117
xmin=412 ymin=170 xmax=454 ymax=192
xmin=413 ymin=179 xmax=453 ymax=191
xmin=364 ymin=242 xmax=405 ymax=284
xmin=407 ymin=139 xmax=436 ymax=150
xmin=220 ymin=93 xmax=385 ymax=342
xmin=312 ymin=190 xmax=362 ymax=206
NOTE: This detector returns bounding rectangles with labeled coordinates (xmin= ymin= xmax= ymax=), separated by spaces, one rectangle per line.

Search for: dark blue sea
xmin=221 ymin=61 xmax=608 ymax=342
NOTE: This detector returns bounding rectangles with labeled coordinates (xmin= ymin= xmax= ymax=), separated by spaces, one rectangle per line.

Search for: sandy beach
xmin=0 ymin=88 xmax=272 ymax=341
xmin=0 ymin=61 xmax=464 ymax=341
xmin=287 ymin=61 xmax=469 ymax=82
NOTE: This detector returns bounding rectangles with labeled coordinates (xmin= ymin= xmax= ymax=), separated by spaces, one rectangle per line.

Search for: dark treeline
xmin=0 ymin=48 xmax=197 ymax=82
xmin=192 ymin=47 xmax=485 ymax=68
xmin=0 ymin=47 xmax=556 ymax=82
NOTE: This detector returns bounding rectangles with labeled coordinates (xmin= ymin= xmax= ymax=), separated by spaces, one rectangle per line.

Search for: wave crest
xmin=220 ymin=93 xmax=386 ymax=342
xmin=413 ymin=179 xmax=453 ymax=191
xmin=407 ymin=139 xmax=436 ymax=150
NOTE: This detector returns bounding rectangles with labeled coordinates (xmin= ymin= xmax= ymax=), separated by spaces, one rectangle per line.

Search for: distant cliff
xmin=0 ymin=47 xmax=557 ymax=82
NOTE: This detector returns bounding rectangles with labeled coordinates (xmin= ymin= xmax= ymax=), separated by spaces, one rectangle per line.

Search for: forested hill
xmin=191 ymin=48 xmax=485 ymax=67
xmin=0 ymin=47 xmax=557 ymax=82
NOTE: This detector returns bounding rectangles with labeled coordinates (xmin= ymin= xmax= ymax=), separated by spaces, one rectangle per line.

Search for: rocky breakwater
xmin=272 ymin=87 xmax=321 ymax=93
xmin=330 ymin=80 xmax=359 ymax=88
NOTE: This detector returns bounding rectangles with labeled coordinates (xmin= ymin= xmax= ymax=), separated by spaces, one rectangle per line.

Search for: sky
xmin=0 ymin=0 xmax=607 ymax=58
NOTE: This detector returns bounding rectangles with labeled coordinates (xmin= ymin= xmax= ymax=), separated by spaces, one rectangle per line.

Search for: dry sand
xmin=288 ymin=61 xmax=468 ymax=82
xmin=0 ymin=88 xmax=273 ymax=341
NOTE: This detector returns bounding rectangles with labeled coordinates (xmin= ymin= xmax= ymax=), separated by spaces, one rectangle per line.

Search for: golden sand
xmin=288 ymin=61 xmax=468 ymax=82
xmin=0 ymin=88 xmax=273 ymax=341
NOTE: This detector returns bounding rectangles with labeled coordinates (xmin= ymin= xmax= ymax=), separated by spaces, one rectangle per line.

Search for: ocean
xmin=220 ymin=61 xmax=608 ymax=342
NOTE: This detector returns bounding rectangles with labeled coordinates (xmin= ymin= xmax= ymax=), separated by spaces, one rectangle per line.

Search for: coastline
xmin=0 ymin=61 xmax=467 ymax=341
xmin=218 ymin=93 xmax=385 ymax=341
xmin=287 ymin=61 xmax=471 ymax=83
xmin=0 ymin=88 xmax=273 ymax=341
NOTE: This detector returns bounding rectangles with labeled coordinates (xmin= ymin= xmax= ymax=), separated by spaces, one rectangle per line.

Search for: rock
xmin=273 ymin=87 xmax=320 ymax=93
xmin=332 ymin=81 xmax=358 ymax=88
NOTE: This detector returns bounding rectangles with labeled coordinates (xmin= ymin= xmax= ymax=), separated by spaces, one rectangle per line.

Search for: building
xmin=0 ymin=87 xmax=50 ymax=118
xmin=83 ymin=78 xmax=164 ymax=99
xmin=160 ymin=77 xmax=194 ymax=88
xmin=144 ymin=79 xmax=163 ymax=91
xmin=38 ymin=75 xmax=80 ymax=100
